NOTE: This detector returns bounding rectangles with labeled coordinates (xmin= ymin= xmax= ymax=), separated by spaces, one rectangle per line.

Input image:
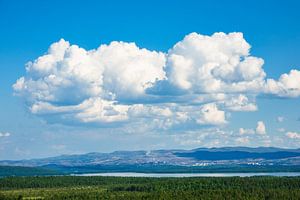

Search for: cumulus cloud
xmin=165 ymin=32 xmax=266 ymax=93
xmin=196 ymin=103 xmax=227 ymax=125
xmin=239 ymin=121 xmax=266 ymax=135
xmin=223 ymin=94 xmax=257 ymax=111
xmin=127 ymin=103 xmax=226 ymax=130
xmin=265 ymin=70 xmax=300 ymax=98
xmin=286 ymin=131 xmax=300 ymax=139
xmin=30 ymin=98 xmax=129 ymax=123
xmin=172 ymin=128 xmax=229 ymax=147
xmin=239 ymin=128 xmax=255 ymax=135
xmin=256 ymin=121 xmax=266 ymax=135
xmin=98 ymin=41 xmax=166 ymax=100
xmin=235 ymin=137 xmax=250 ymax=144
xmin=164 ymin=32 xmax=300 ymax=97
xmin=14 ymin=40 xmax=166 ymax=104
xmin=13 ymin=32 xmax=300 ymax=128
xmin=173 ymin=127 xmax=274 ymax=148
xmin=13 ymin=39 xmax=166 ymax=124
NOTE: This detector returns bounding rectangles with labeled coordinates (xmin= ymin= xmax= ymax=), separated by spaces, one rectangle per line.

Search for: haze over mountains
xmin=1 ymin=147 xmax=300 ymax=174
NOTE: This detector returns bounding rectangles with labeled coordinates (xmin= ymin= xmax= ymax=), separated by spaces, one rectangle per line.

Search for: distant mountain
xmin=192 ymin=147 xmax=300 ymax=153
xmin=1 ymin=147 xmax=300 ymax=174
xmin=175 ymin=150 xmax=300 ymax=160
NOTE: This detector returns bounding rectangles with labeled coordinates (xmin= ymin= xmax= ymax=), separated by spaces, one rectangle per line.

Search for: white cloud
xmin=224 ymin=94 xmax=257 ymax=111
xmin=14 ymin=39 xmax=104 ymax=104
xmin=286 ymin=131 xmax=300 ymax=139
xmin=0 ymin=132 xmax=10 ymax=137
xmin=172 ymin=128 xmax=229 ymax=147
xmin=165 ymin=32 xmax=266 ymax=94
xmin=196 ymin=103 xmax=226 ymax=125
xmin=128 ymin=104 xmax=173 ymax=118
xmin=30 ymin=98 xmax=129 ymax=123
xmin=235 ymin=137 xmax=250 ymax=144
xmin=13 ymin=39 xmax=165 ymax=124
xmin=172 ymin=127 xmax=275 ymax=148
xmin=98 ymin=41 xmax=166 ymax=100
xmin=239 ymin=121 xmax=266 ymax=135
xmin=165 ymin=32 xmax=300 ymax=98
xmin=276 ymin=116 xmax=284 ymax=122
xmin=239 ymin=128 xmax=255 ymax=135
xmin=13 ymin=32 xmax=300 ymax=128
xmin=256 ymin=121 xmax=266 ymax=135
xmin=127 ymin=103 xmax=227 ymax=130
xmin=265 ymin=70 xmax=300 ymax=98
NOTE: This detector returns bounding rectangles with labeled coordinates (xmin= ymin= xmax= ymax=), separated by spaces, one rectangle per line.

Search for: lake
xmin=73 ymin=172 xmax=300 ymax=177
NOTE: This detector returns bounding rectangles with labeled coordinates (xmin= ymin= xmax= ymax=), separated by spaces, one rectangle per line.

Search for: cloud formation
xmin=165 ymin=32 xmax=266 ymax=93
xmin=0 ymin=132 xmax=10 ymax=137
xmin=286 ymin=131 xmax=300 ymax=139
xmin=239 ymin=121 xmax=267 ymax=135
xmin=256 ymin=121 xmax=266 ymax=135
xmin=265 ymin=70 xmax=300 ymax=97
xmin=196 ymin=103 xmax=226 ymax=125
xmin=13 ymin=32 xmax=300 ymax=128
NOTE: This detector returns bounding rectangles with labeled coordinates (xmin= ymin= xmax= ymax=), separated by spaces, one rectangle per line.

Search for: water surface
xmin=73 ymin=172 xmax=300 ymax=177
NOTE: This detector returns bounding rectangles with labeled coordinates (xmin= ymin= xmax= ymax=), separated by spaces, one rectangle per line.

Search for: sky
xmin=0 ymin=0 xmax=300 ymax=160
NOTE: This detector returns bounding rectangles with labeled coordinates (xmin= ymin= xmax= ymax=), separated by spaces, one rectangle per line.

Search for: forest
xmin=0 ymin=166 xmax=62 ymax=177
xmin=1 ymin=176 xmax=300 ymax=199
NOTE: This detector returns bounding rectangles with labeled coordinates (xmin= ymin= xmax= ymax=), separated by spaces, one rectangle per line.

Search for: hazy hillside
xmin=1 ymin=147 xmax=300 ymax=174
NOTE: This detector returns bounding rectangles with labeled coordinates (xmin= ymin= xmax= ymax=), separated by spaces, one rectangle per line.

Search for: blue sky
xmin=0 ymin=0 xmax=300 ymax=160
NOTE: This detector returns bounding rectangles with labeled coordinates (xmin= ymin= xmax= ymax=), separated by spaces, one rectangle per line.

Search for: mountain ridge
xmin=1 ymin=146 xmax=300 ymax=168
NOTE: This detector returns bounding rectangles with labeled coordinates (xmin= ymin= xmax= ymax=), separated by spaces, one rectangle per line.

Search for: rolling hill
xmin=1 ymin=147 xmax=300 ymax=175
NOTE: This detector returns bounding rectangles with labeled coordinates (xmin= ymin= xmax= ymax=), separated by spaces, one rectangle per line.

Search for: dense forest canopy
xmin=1 ymin=176 xmax=300 ymax=199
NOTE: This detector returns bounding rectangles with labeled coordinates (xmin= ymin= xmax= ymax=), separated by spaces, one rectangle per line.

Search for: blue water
xmin=73 ymin=172 xmax=300 ymax=177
